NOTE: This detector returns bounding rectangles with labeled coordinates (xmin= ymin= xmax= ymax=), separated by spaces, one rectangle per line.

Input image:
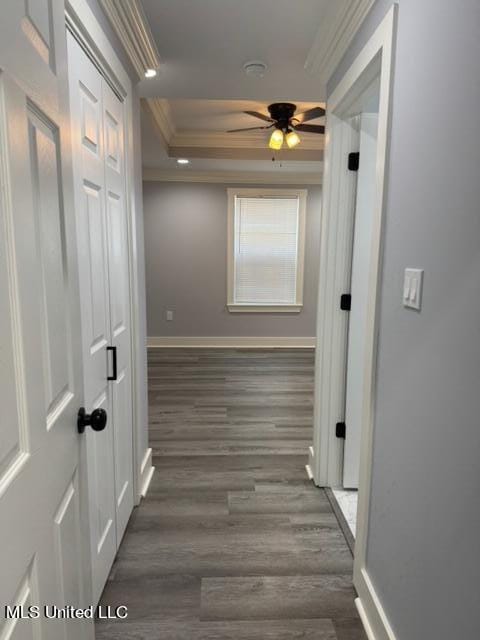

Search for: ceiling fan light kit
xmin=227 ymin=102 xmax=325 ymax=150
xmin=285 ymin=129 xmax=300 ymax=148
xmin=269 ymin=128 xmax=284 ymax=150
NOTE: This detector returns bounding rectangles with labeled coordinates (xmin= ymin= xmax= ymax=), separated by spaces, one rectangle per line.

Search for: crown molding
xmin=143 ymin=98 xmax=175 ymax=148
xmin=168 ymin=147 xmax=323 ymax=162
xmin=142 ymin=169 xmax=322 ymax=185
xmin=169 ymin=130 xmax=325 ymax=151
xmin=98 ymin=0 xmax=160 ymax=79
xmin=304 ymin=0 xmax=375 ymax=81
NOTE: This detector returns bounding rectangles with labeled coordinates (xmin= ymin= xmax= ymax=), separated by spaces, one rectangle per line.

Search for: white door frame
xmin=311 ymin=6 xmax=398 ymax=638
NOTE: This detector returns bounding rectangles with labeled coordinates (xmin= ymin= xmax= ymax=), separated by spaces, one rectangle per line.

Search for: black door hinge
xmin=340 ymin=293 xmax=351 ymax=311
xmin=336 ymin=422 xmax=346 ymax=439
xmin=348 ymin=151 xmax=360 ymax=171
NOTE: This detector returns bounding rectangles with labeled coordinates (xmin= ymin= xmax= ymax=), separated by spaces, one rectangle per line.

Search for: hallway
xmin=96 ymin=349 xmax=366 ymax=639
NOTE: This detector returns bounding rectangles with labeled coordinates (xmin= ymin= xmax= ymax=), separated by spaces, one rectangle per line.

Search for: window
xmin=227 ymin=188 xmax=307 ymax=312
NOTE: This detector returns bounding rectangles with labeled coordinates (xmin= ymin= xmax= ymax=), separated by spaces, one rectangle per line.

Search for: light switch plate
xmin=403 ymin=269 xmax=423 ymax=310
xmin=166 ymin=310 xmax=174 ymax=321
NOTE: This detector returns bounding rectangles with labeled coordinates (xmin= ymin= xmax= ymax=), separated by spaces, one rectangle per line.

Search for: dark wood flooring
xmin=96 ymin=348 xmax=366 ymax=639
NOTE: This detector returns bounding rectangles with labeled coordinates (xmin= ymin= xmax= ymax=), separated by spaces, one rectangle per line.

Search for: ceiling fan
xmin=227 ymin=102 xmax=325 ymax=150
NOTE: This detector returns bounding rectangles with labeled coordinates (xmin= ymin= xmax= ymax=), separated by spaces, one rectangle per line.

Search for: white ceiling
xmin=138 ymin=0 xmax=349 ymax=101
xmin=137 ymin=0 xmax=355 ymax=178
xmin=167 ymin=99 xmax=324 ymax=132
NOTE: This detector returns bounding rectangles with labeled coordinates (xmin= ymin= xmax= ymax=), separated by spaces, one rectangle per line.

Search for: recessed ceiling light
xmin=176 ymin=158 xmax=189 ymax=165
xmin=145 ymin=68 xmax=157 ymax=78
xmin=243 ymin=61 xmax=267 ymax=78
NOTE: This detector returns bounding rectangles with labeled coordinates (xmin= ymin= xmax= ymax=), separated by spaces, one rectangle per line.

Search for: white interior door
xmin=67 ymin=31 xmax=134 ymax=604
xmin=0 ymin=2 xmax=93 ymax=639
xmin=67 ymin=32 xmax=117 ymax=605
xmin=343 ymin=113 xmax=379 ymax=489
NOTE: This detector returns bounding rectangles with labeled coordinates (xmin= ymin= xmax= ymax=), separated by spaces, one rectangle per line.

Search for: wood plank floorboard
xmin=97 ymin=348 xmax=366 ymax=639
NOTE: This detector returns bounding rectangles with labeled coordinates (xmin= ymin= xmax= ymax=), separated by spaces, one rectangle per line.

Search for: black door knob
xmin=77 ymin=407 xmax=107 ymax=434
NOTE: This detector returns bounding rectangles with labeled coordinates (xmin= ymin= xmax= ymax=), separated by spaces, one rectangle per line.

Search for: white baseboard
xmin=147 ymin=336 xmax=316 ymax=348
xmin=308 ymin=445 xmax=315 ymax=470
xmin=355 ymin=567 xmax=397 ymax=640
xmin=305 ymin=446 xmax=315 ymax=481
xmin=139 ymin=448 xmax=154 ymax=499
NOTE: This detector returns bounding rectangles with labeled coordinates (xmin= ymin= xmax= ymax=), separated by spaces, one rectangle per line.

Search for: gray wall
xmin=84 ymin=0 xmax=137 ymax=80
xmin=331 ymin=1 xmax=480 ymax=638
xmin=143 ymin=182 xmax=322 ymax=338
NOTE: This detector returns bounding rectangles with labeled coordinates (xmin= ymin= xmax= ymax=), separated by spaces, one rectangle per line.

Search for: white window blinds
xmin=233 ymin=196 xmax=300 ymax=305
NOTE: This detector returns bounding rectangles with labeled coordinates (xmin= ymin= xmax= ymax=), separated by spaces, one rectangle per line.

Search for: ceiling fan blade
xmin=294 ymin=106 xmax=325 ymax=123
xmin=294 ymin=123 xmax=325 ymax=134
xmin=244 ymin=110 xmax=273 ymax=123
xmin=226 ymin=124 xmax=273 ymax=133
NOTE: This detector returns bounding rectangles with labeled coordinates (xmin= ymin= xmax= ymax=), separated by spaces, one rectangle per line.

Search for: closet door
xmin=67 ymin=31 xmax=134 ymax=603
xmin=103 ymin=83 xmax=134 ymax=544
xmin=67 ymin=32 xmax=117 ymax=604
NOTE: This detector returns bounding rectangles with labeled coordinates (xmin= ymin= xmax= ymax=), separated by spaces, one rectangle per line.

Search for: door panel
xmin=0 ymin=1 xmax=92 ymax=635
xmin=83 ymin=184 xmax=109 ymax=352
xmin=67 ymin=32 xmax=117 ymax=604
xmin=0 ymin=0 xmax=62 ymax=113
xmin=52 ymin=472 xmax=84 ymax=640
xmin=28 ymin=107 xmax=74 ymax=429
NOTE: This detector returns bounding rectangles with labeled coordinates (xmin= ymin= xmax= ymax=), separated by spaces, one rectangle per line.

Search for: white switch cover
xmin=166 ymin=310 xmax=174 ymax=321
xmin=403 ymin=269 xmax=423 ymax=310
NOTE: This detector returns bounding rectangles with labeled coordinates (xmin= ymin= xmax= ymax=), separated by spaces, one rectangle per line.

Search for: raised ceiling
xmin=167 ymin=100 xmax=323 ymax=133
xmin=111 ymin=0 xmax=375 ymax=180
xmin=141 ymin=98 xmax=324 ymax=182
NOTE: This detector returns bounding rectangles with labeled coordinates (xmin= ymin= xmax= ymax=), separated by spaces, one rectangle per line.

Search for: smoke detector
xmin=243 ymin=61 xmax=268 ymax=78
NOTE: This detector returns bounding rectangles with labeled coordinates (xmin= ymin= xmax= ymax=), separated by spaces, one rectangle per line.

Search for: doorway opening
xmin=310 ymin=6 xmax=397 ymax=631
xmin=335 ymin=84 xmax=380 ymax=541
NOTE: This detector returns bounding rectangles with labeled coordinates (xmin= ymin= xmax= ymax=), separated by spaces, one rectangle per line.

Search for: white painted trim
xmin=169 ymin=129 xmax=325 ymax=151
xmin=143 ymin=98 xmax=175 ymax=148
xmin=355 ymin=568 xmax=398 ymax=640
xmin=304 ymin=0 xmax=375 ymax=82
xmin=142 ymin=169 xmax=322 ymax=185
xmin=355 ymin=598 xmax=377 ymax=640
xmin=139 ymin=447 xmax=154 ymax=499
xmin=66 ymin=0 xmax=130 ymax=94
xmin=66 ymin=0 xmax=147 ymax=506
xmin=312 ymin=6 xmax=398 ymax=640
xmin=147 ymin=336 xmax=316 ymax=349
xmin=227 ymin=188 xmax=307 ymax=312
xmin=97 ymin=0 xmax=160 ymax=79
xmin=308 ymin=445 xmax=315 ymax=472
xmin=227 ymin=304 xmax=302 ymax=313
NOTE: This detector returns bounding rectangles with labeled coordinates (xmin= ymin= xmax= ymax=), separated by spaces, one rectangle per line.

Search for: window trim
xmin=227 ymin=187 xmax=307 ymax=313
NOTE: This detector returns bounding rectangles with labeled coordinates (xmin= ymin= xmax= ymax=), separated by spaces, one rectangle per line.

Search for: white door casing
xmin=67 ymin=31 xmax=134 ymax=604
xmin=0 ymin=1 xmax=93 ymax=638
xmin=311 ymin=7 xmax=397 ymax=638
xmin=343 ymin=113 xmax=379 ymax=489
